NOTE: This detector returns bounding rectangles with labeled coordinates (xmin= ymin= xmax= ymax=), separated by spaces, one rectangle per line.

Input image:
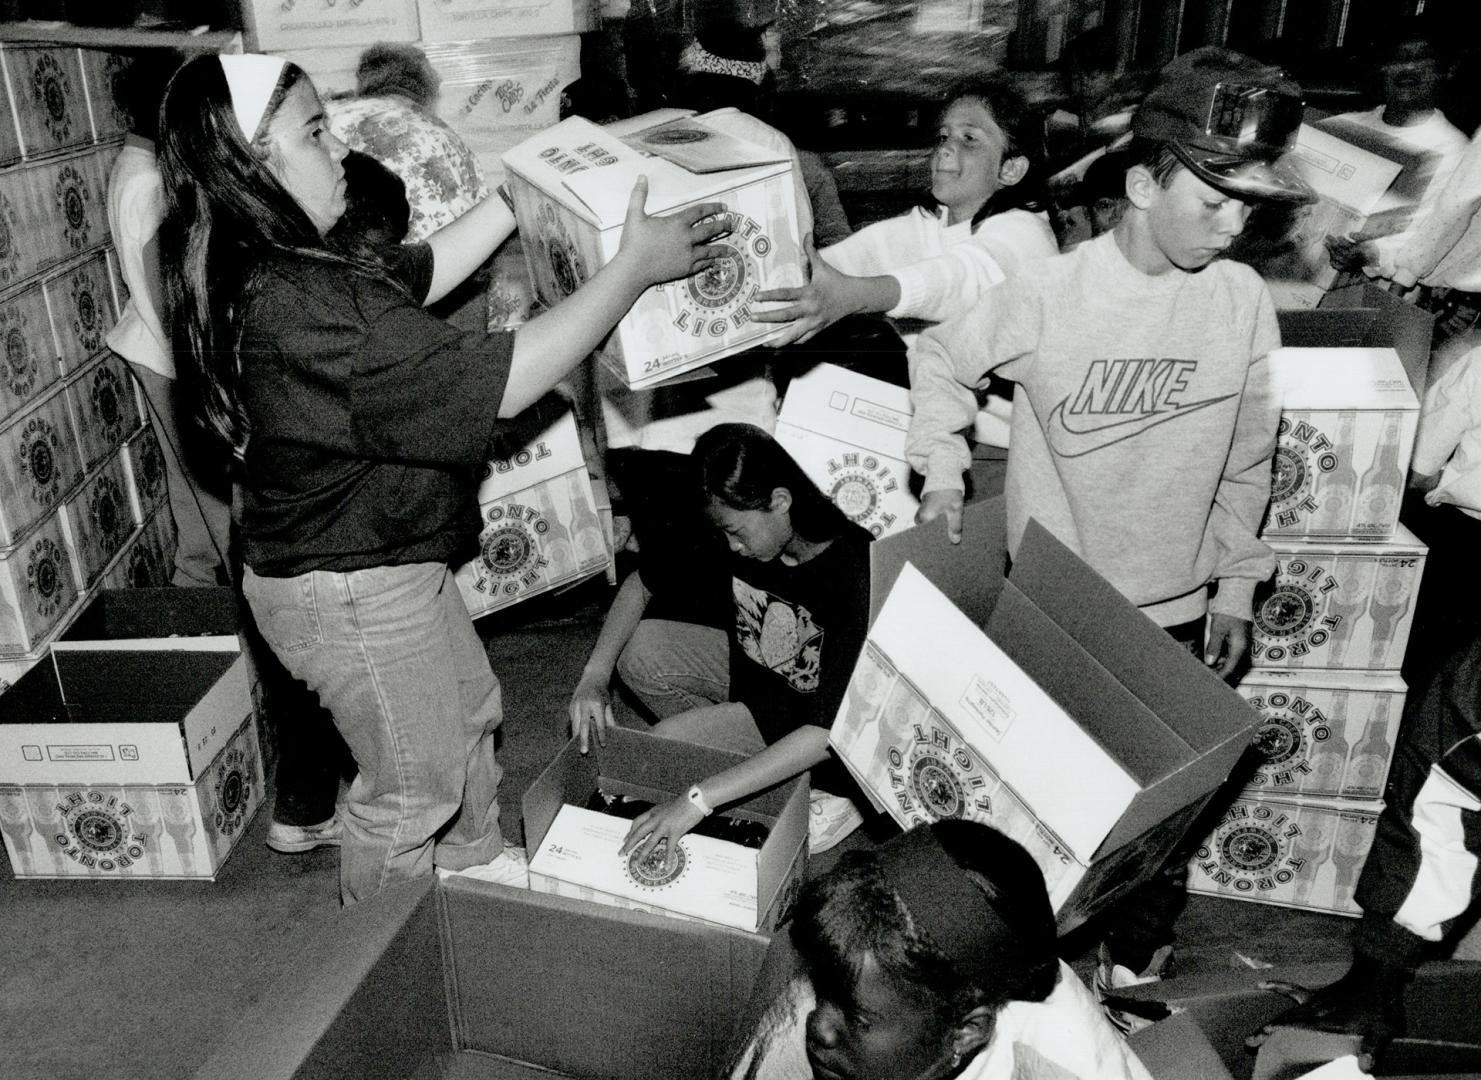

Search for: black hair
xmin=1079 ymin=148 xmax=1133 ymax=203
xmin=156 ymin=56 xmax=406 ymax=456
xmin=327 ymin=150 xmax=410 ymax=247
xmin=355 ymin=42 xmax=440 ymax=108
xmin=1122 ymin=135 xmax=1184 ymax=188
xmin=790 ymin=821 xmax=1060 ymax=1029
xmin=113 ymin=48 xmax=189 ymax=143
xmin=692 ymin=423 xmax=853 ymax=544
xmin=923 ymin=77 xmax=1047 ymax=228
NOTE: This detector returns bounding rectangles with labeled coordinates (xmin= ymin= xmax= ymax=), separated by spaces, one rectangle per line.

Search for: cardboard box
xmin=0 ymin=512 xmax=79 ymax=658
xmin=32 ymin=152 xmax=110 ymax=274
xmin=830 ymin=516 xmax=1263 ymax=933
xmin=0 ymin=654 xmax=43 ymax=695
xmin=103 ymin=510 xmax=176 ymax=590
xmin=524 ymin=726 xmax=807 ymax=934
xmin=1237 ymin=669 xmax=1407 ymax=801
xmin=62 ymin=350 xmax=142 ymax=472
xmin=418 ymin=0 xmax=596 ymax=41
xmin=191 ymin=875 xmax=770 ymax=1080
xmin=77 ymin=48 xmax=132 ymax=144
xmin=0 ymin=166 xmax=44 ymax=289
xmin=0 ymin=58 xmax=21 ymax=168
xmin=1263 ymin=347 xmax=1419 ymax=540
xmin=58 ymin=450 xmax=132 ymax=589
xmin=502 ymin=114 xmax=805 ymax=389
xmin=44 ymin=250 xmax=118 ymax=375
xmin=774 ymin=362 xmax=919 ymax=538
xmin=1316 ymin=282 xmax=1436 ymax=399
xmin=119 ymin=422 xmax=167 ymax=525
xmin=0 ymin=281 xmax=62 ymax=426
xmin=0 ymin=47 xmax=92 ymax=160
xmin=1251 ymin=526 xmax=1426 ymax=671
xmin=0 ymin=382 xmax=84 ymax=546
xmin=1187 ymin=793 xmax=1381 ymax=916
xmin=56 ymin=586 xmax=240 ymax=652
xmin=454 ymin=409 xmax=608 ymax=618
xmin=241 ymin=0 xmax=419 ymax=52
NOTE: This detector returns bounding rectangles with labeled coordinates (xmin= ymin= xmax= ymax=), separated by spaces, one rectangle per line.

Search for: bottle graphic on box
xmin=124 ymin=784 xmax=163 ymax=878
xmin=1358 ymin=413 xmax=1405 ymax=533
xmin=1331 ymin=812 xmax=1374 ymax=908
xmin=540 ymin=481 xmax=577 ymax=582
xmin=26 ymin=784 xmax=65 ymax=875
xmin=1324 ymin=559 xmax=1377 ymax=668
xmin=1349 ymin=697 xmax=1396 ymax=798
xmin=1306 ymin=690 xmax=1350 ymax=797
xmin=159 ymin=787 xmax=198 ymax=876
xmin=1367 ymin=561 xmax=1417 ymax=669
xmin=1308 ymin=411 xmax=1357 ymax=535
xmin=568 ymin=473 xmax=607 ymax=564
xmin=1287 ymin=805 xmax=1336 ymax=907
xmin=0 ymin=788 xmax=37 ymax=875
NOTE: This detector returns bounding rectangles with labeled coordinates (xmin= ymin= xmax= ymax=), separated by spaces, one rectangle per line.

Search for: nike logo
xmin=1046 ymin=393 xmax=1236 ymax=456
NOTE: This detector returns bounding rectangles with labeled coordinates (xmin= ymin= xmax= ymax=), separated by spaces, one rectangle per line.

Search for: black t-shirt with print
xmin=237 ymin=243 xmax=515 ymax=577
xmin=728 ymin=521 xmax=874 ymax=797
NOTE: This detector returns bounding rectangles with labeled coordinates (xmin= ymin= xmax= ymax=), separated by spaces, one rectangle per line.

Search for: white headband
xmin=219 ymin=54 xmax=288 ymax=141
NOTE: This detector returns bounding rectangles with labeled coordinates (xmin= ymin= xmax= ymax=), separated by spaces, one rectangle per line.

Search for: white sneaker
xmin=266 ymin=813 xmax=343 ymax=854
xmin=808 ymin=792 xmax=864 ymax=854
xmin=1093 ymin=942 xmax=1173 ymax=1035
xmin=439 ymin=846 xmax=530 ymax=888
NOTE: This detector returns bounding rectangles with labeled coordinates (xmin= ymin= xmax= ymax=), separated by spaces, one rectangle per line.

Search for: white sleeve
xmin=888 ymin=210 xmax=1058 ymax=323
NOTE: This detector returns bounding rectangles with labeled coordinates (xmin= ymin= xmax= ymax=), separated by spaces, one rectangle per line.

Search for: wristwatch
xmin=686 ymin=784 xmax=714 ymax=817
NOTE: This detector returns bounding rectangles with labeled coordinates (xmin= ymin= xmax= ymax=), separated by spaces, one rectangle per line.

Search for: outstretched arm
xmin=422 ymin=194 xmax=517 ymax=305
xmin=570 ymin=572 xmax=652 ymax=753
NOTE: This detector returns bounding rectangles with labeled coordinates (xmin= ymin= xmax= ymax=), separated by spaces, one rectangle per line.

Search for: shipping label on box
xmin=0 ymin=513 xmax=79 ymax=657
xmin=120 ymin=422 xmax=167 ymax=525
xmin=59 ymin=451 xmax=133 ymax=589
xmin=1251 ymin=527 xmax=1426 ymax=671
xmin=1237 ymin=670 xmax=1407 ymax=800
xmin=62 ymin=350 xmax=141 ymax=471
xmin=454 ymin=410 xmax=607 ymax=618
xmin=242 ymin=0 xmax=419 ymax=52
xmin=45 ymin=251 xmax=118 ymax=375
xmin=0 ymin=282 xmax=61 ymax=425
xmin=1188 ymin=794 xmax=1381 ymax=917
xmin=3 ymin=47 xmax=91 ymax=160
xmin=103 ymin=510 xmax=175 ymax=590
xmin=0 ymin=385 xmax=85 ymax=546
xmin=775 ymin=363 xmax=918 ymax=538
xmin=530 ymin=805 xmax=766 ymax=931
xmin=0 ymin=713 xmax=263 ymax=880
xmin=417 ymin=0 xmax=595 ymax=41
xmin=503 ymin=115 xmax=804 ymax=389
xmin=1264 ymin=348 xmax=1419 ymax=540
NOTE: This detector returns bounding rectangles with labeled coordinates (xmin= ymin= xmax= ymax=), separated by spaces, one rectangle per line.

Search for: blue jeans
xmin=243 ymin=562 xmax=506 ymax=904
xmin=615 ymin=619 xmax=729 ymax=720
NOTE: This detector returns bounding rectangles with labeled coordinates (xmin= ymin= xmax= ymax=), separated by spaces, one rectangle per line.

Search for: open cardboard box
xmin=1277 ymin=284 xmax=1435 ymax=400
xmin=54 ymin=586 xmax=240 ymax=652
xmin=831 ymin=509 xmax=1262 ymax=933
xmin=191 ymin=874 xmax=771 ymax=1080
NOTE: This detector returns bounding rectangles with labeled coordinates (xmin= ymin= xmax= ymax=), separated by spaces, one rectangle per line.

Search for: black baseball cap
xmin=1132 ymin=47 xmax=1315 ymax=204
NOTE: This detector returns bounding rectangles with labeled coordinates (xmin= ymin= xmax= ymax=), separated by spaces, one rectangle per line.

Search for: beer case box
xmin=0 ymin=650 xmax=262 ymax=880
xmin=58 ymin=450 xmax=133 ymax=589
xmin=0 ymin=47 xmax=92 ymax=160
xmin=0 ymin=60 xmax=20 ymax=167
xmin=0 ymin=513 xmax=81 ymax=658
xmin=774 ymin=362 xmax=919 ymax=539
xmin=241 ymin=0 xmax=419 ymax=52
xmin=103 ymin=510 xmax=176 ymax=590
xmin=62 ymin=350 xmax=142 ymax=471
xmin=524 ymin=726 xmax=808 ymax=935
xmin=1251 ymin=525 xmax=1426 ymax=672
xmin=418 ymin=0 xmax=596 ymax=41
xmin=0 ymin=383 xmax=85 ymax=546
xmin=454 ymin=409 xmax=608 ymax=619
xmin=502 ymin=114 xmax=805 ymax=389
xmin=44 ymin=250 xmax=118 ymax=375
xmin=0 ymin=653 xmax=43 ymax=695
xmin=119 ymin=421 xmax=167 ymax=525
xmin=0 ymin=281 xmax=62 ymax=425
xmin=1262 ymin=347 xmax=1419 ymax=540
xmin=77 ymin=49 xmax=133 ymax=144
xmin=30 ymin=152 xmax=111 ymax=275
xmin=830 ymin=517 xmax=1263 ymax=934
xmin=56 ymin=586 xmax=240 ymax=653
xmin=1187 ymin=793 xmax=1382 ymax=917
xmin=1236 ymin=669 xmax=1407 ymax=801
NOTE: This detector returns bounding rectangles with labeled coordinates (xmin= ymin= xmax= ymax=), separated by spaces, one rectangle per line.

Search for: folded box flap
xmin=1002 ymin=520 xmax=1262 ymax=754
xmin=51 ymin=648 xmax=238 ymax=710
xmin=774 ymin=362 xmax=913 ymax=459
xmin=867 ymin=496 xmax=1006 ymax=630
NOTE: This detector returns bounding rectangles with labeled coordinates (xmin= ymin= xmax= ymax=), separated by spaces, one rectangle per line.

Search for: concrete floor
xmin=0 ymin=576 xmax=1363 ymax=1080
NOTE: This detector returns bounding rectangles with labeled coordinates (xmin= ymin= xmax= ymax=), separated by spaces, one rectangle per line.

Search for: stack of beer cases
xmin=0 ymin=45 xmax=175 ymax=696
xmin=1188 ymin=347 xmax=1424 ymax=918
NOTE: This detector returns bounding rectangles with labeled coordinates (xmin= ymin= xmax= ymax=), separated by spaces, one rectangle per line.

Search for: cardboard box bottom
xmin=0 ymin=715 xmax=264 ymax=880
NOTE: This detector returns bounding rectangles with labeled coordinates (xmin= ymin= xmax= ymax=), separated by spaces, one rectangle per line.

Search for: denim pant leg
xmin=615 ymin=619 xmax=730 ymax=720
xmin=244 ymin=563 xmax=504 ymax=905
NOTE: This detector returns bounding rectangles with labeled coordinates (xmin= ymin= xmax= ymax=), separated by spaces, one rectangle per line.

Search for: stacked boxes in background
xmin=0 ymin=43 xmax=176 ymax=689
xmin=1189 ymin=347 xmax=1424 ymax=916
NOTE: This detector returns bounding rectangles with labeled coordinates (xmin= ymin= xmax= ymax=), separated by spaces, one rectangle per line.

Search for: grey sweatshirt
xmin=907 ymin=231 xmax=1280 ymax=626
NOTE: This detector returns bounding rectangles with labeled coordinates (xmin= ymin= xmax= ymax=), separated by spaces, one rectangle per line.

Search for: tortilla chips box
xmin=454 ymin=409 xmax=608 ymax=618
xmin=830 ymin=518 xmax=1262 ymax=934
xmin=1262 ymin=347 xmax=1419 ymax=540
xmin=774 ymin=363 xmax=919 ymax=539
xmin=502 ymin=113 xmax=804 ymax=389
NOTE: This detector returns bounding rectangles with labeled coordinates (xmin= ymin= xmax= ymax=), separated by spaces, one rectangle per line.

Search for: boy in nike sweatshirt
xmin=909 ymin=47 xmax=1313 ymax=678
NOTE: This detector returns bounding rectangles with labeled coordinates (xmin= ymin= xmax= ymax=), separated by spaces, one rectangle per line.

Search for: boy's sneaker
xmin=438 ymin=846 xmax=530 ymax=889
xmin=266 ymin=813 xmax=342 ymax=854
xmin=1093 ymin=942 xmax=1175 ymax=1036
xmin=808 ymin=792 xmax=864 ymax=854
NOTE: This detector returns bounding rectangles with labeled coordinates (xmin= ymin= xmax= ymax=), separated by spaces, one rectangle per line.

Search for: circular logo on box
xmin=0 ymin=194 xmax=19 ymax=286
xmin=886 ymin=727 xmax=991 ymax=828
xmin=1195 ymin=803 xmax=1307 ymax=893
xmin=472 ymin=505 xmax=552 ymax=599
xmin=1270 ymin=445 xmax=1309 ymax=505
xmin=830 ymin=472 xmax=879 ymax=523
xmin=535 ymin=202 xmax=586 ymax=301
xmin=480 ymin=524 xmax=533 ymax=577
xmin=90 ymin=474 xmax=126 ymax=544
xmin=4 ymin=321 xmax=38 ymax=399
xmin=54 ymin=790 xmax=146 ymax=871
xmin=643 ymin=126 xmax=711 ymax=146
xmin=625 ymin=840 xmax=687 ymax=891
xmin=910 ymin=749 xmax=968 ymax=819
xmin=1220 ymin=824 xmax=1279 ymax=873
xmin=72 ymin=275 xmax=103 ymax=353
xmin=824 ymin=454 xmax=900 ymax=537
xmin=89 ymin=364 xmax=125 ymax=434
xmin=136 ymin=429 xmax=166 ymax=498
xmin=32 ymin=53 xmax=75 ymax=141
xmin=212 ymin=746 xmax=254 ymax=837
xmin=19 ymin=414 xmax=64 ymax=500
xmin=126 ymin=536 xmax=165 ymax=588
xmin=685 ymin=240 xmax=748 ymax=313
xmin=1255 ymin=584 xmax=1316 ymax=639
xmin=55 ymin=163 xmax=92 ymax=251
xmin=27 ymin=537 xmax=67 ymax=615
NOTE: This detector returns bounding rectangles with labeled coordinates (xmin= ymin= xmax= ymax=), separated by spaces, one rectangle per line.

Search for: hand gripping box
xmin=1262 ymin=347 xmax=1419 ymax=540
xmin=774 ymin=362 xmax=919 ymax=539
xmin=1187 ymin=793 xmax=1381 ymax=917
xmin=0 ymin=649 xmax=262 ymax=880
xmin=454 ymin=408 xmax=609 ymax=618
xmin=1236 ymin=669 xmax=1407 ymax=801
xmin=524 ymin=726 xmax=808 ymax=934
xmin=1251 ymin=526 xmax=1426 ymax=671
xmin=830 ymin=517 xmax=1263 ymax=934
xmin=502 ymin=114 xmax=805 ymax=389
